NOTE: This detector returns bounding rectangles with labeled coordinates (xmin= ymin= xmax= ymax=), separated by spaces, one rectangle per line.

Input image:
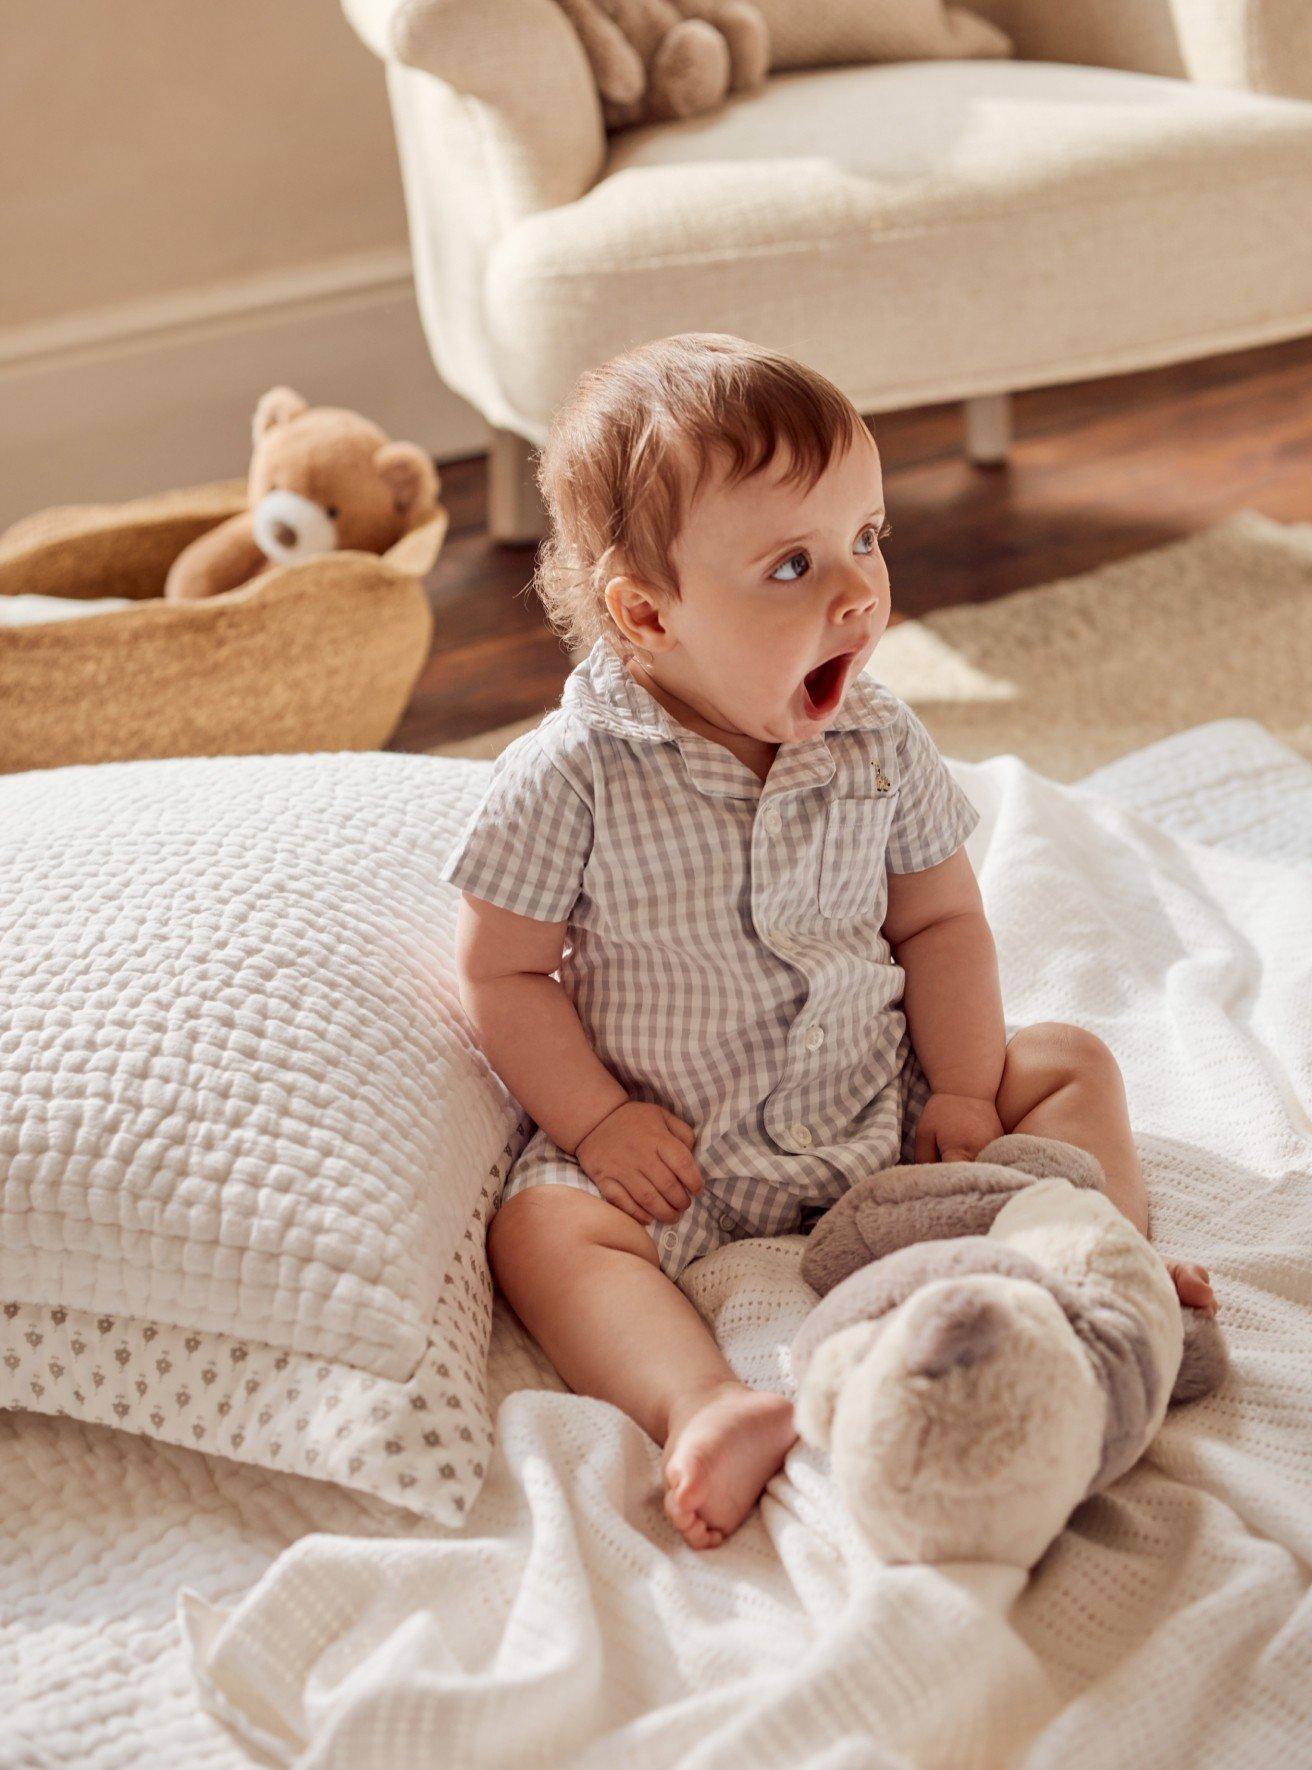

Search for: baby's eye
xmin=855 ymin=521 xmax=892 ymax=555
xmin=770 ymin=550 xmax=809 ymax=582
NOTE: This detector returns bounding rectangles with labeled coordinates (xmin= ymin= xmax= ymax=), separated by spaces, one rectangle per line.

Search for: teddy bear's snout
xmin=252 ymin=488 xmax=338 ymax=565
xmin=905 ymin=1288 xmax=1007 ymax=1380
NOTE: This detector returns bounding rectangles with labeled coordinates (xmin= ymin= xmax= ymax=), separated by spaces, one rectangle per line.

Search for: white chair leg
xmin=488 ymin=427 xmax=549 ymax=543
xmin=963 ymin=393 xmax=1012 ymax=465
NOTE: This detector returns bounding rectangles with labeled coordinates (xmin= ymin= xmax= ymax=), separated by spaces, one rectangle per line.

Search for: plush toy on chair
xmin=791 ymin=1136 xmax=1227 ymax=1569
xmin=164 ymin=387 xmax=439 ymax=602
xmin=554 ymin=0 xmax=769 ymax=129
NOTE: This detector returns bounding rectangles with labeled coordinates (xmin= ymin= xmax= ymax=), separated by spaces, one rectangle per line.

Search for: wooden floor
xmin=391 ymin=334 xmax=1312 ymax=751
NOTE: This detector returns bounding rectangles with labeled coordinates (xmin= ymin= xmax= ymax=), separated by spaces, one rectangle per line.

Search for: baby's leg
xmin=488 ymin=1188 xmax=796 ymax=1548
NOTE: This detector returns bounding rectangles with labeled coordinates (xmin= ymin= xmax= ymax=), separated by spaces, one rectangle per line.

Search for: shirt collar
xmin=561 ymin=638 xmax=900 ymax=745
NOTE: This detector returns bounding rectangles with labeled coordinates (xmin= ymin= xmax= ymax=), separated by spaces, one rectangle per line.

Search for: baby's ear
xmin=603 ymin=572 xmax=674 ymax=654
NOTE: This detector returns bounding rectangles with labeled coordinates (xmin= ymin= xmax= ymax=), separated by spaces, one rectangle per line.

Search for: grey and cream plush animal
xmin=792 ymin=1135 xmax=1227 ymax=1568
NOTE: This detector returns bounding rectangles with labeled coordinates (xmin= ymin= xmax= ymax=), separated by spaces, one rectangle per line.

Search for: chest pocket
xmin=818 ymin=793 xmax=899 ymax=918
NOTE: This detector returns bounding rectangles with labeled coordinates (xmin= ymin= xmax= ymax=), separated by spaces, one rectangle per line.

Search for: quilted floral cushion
xmin=0 ymin=750 xmax=529 ymax=1523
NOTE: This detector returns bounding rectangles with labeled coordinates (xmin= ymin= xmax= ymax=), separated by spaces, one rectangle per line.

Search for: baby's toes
xmin=663 ymin=1443 xmax=711 ymax=1515
xmin=663 ymin=1484 xmax=725 ymax=1548
xmin=663 ymin=1485 xmax=694 ymax=1534
xmin=663 ymin=1490 xmax=722 ymax=1550
xmin=680 ymin=1514 xmax=722 ymax=1551
xmin=1171 ymin=1262 xmax=1216 ymax=1315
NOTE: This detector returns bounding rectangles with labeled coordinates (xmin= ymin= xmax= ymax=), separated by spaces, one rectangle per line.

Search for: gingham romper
xmin=440 ymin=639 xmax=981 ymax=1280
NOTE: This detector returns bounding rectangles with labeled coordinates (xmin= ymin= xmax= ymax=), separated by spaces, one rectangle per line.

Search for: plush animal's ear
xmin=793 ymin=1320 xmax=885 ymax=1453
xmin=374 ymin=442 xmax=439 ymax=522
xmin=252 ymin=387 xmax=308 ymax=445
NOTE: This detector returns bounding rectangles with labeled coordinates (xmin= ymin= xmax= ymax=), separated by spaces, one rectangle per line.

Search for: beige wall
xmin=2 ymin=0 xmax=409 ymax=327
xmin=0 ymin=1 xmax=486 ymax=522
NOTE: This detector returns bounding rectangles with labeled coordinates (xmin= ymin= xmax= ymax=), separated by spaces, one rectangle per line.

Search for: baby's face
xmin=654 ymin=423 xmax=890 ymax=746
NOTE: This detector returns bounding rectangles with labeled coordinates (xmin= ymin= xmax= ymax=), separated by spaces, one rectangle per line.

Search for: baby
xmin=442 ymin=333 xmax=1216 ymax=1550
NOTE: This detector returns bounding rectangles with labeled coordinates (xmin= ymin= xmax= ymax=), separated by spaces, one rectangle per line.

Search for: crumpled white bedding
xmin=3 ymin=717 xmax=1310 ymax=1769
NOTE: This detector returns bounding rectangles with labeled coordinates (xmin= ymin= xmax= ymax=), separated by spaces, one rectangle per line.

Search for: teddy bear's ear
xmin=252 ymin=387 xmax=309 ymax=445
xmin=374 ymin=442 xmax=439 ymax=523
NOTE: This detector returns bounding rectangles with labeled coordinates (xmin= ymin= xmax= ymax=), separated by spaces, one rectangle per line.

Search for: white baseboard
xmin=0 ymin=250 xmax=490 ymax=531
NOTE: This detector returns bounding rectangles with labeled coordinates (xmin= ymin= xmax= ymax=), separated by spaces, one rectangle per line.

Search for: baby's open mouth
xmin=801 ymin=650 xmax=855 ymax=719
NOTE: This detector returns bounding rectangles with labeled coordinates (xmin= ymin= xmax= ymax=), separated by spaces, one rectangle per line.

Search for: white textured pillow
xmin=0 ymin=751 xmax=528 ymax=1524
xmin=756 ymin=0 xmax=1011 ymax=70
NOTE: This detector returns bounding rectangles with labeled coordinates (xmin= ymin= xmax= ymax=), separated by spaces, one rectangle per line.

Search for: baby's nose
xmin=832 ymin=566 xmax=879 ymax=618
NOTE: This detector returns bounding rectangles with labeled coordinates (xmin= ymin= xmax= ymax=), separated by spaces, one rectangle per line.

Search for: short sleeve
xmin=885 ymin=702 xmax=980 ymax=874
xmin=439 ymin=731 xmax=593 ymax=921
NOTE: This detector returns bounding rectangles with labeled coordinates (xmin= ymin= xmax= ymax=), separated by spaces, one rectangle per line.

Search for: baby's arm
xmin=883 ymin=847 xmax=1156 ymax=1243
xmin=883 ymin=845 xmax=1007 ymax=1128
xmin=453 ymin=892 xmax=703 ymax=1222
xmin=454 ymin=892 xmax=627 ymax=1154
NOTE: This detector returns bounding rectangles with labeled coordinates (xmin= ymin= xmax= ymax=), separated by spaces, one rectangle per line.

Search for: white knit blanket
xmin=5 ymin=718 xmax=1311 ymax=1768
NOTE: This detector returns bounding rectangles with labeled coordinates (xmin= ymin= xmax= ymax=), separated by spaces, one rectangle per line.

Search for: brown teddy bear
xmin=554 ymin=0 xmax=769 ymax=129
xmin=163 ymin=388 xmax=440 ymax=603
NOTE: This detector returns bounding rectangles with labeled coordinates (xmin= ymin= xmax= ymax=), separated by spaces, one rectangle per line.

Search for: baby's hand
xmin=914 ymin=1092 xmax=1005 ymax=1165
xmin=574 ymin=1101 xmax=704 ymax=1226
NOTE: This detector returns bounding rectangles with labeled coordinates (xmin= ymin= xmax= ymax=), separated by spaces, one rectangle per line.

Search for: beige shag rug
xmin=429 ymin=510 xmax=1312 ymax=779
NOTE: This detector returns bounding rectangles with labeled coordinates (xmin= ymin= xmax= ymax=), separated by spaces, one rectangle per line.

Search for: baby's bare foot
xmin=1169 ymin=1259 xmax=1217 ymax=1316
xmin=661 ymin=1380 xmax=796 ymax=1549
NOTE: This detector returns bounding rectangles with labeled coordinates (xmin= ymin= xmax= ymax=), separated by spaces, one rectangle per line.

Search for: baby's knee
xmin=487 ymin=1185 xmax=659 ymax=1284
xmin=1009 ymin=1021 xmax=1119 ymax=1089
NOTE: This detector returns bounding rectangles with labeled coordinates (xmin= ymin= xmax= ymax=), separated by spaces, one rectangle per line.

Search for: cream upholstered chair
xmin=343 ymin=0 xmax=1312 ymax=541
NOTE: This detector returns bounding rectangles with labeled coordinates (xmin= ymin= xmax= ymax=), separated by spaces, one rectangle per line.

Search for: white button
xmin=660 ymin=1228 xmax=678 ymax=1251
xmin=762 ymin=806 xmax=782 ymax=836
xmin=804 ymin=1024 xmax=825 ymax=1052
xmin=791 ymin=1123 xmax=812 ymax=1147
xmin=718 ymin=1209 xmax=735 ymax=1230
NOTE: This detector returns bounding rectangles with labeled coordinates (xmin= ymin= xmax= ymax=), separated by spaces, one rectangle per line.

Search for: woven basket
xmin=0 ymin=480 xmax=447 ymax=774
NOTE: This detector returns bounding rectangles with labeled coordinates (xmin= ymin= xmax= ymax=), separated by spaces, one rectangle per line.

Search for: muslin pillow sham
xmin=0 ymin=750 xmax=529 ymax=1524
xmin=757 ymin=0 xmax=1011 ymax=71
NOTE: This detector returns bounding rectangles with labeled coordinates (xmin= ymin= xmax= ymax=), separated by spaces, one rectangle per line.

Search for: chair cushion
xmin=485 ymin=59 xmax=1312 ymax=426
xmin=0 ymin=750 xmax=528 ymax=1524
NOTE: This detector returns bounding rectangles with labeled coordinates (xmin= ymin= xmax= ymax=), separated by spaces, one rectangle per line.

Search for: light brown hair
xmin=532 ymin=333 xmax=869 ymax=659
